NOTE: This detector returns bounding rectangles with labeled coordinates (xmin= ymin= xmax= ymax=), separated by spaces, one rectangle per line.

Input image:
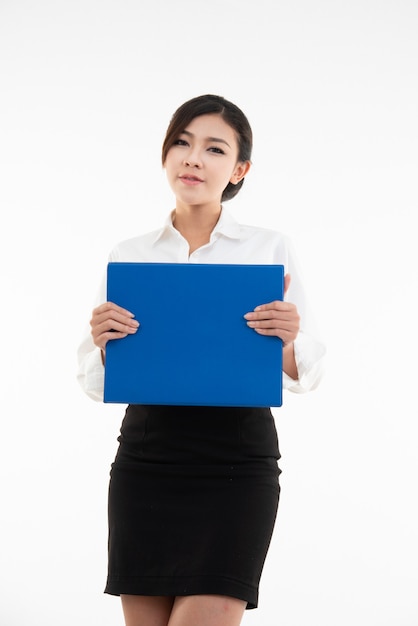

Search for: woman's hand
xmin=90 ymin=302 xmax=139 ymax=355
xmin=243 ymin=274 xmax=300 ymax=345
xmin=244 ymin=274 xmax=300 ymax=379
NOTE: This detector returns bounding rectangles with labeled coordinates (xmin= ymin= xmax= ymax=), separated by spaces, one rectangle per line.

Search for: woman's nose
xmin=184 ymin=150 xmax=202 ymax=167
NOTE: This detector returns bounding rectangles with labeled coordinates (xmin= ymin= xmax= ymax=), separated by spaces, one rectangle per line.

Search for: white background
xmin=1 ymin=1 xmax=417 ymax=625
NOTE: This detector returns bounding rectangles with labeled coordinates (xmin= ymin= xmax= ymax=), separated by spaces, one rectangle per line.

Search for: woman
xmin=78 ymin=94 xmax=325 ymax=626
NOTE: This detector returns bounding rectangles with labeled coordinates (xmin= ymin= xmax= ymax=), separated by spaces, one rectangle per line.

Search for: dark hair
xmin=161 ymin=94 xmax=253 ymax=202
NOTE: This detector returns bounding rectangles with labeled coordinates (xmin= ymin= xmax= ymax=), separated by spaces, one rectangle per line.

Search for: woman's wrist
xmin=282 ymin=341 xmax=298 ymax=380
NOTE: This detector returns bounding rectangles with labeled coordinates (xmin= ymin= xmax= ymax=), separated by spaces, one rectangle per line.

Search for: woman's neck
xmin=172 ymin=205 xmax=222 ymax=254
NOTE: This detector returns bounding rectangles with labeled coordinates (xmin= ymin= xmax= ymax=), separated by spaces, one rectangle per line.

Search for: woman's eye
xmin=208 ymin=146 xmax=225 ymax=154
xmin=174 ymin=139 xmax=188 ymax=146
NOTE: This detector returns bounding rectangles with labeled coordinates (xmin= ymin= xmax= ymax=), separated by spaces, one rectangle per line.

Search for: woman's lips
xmin=179 ymin=175 xmax=204 ymax=186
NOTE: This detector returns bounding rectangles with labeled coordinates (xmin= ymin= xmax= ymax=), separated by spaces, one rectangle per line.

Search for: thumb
xmin=284 ymin=273 xmax=291 ymax=296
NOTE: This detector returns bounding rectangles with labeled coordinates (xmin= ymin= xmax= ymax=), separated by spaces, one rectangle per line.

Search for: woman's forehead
xmin=182 ymin=114 xmax=238 ymax=147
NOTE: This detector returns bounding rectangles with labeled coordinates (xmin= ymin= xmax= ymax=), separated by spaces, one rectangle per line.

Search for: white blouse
xmin=77 ymin=208 xmax=326 ymax=402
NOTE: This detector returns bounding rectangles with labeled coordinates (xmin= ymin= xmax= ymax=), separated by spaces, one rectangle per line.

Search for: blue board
xmin=104 ymin=262 xmax=284 ymax=407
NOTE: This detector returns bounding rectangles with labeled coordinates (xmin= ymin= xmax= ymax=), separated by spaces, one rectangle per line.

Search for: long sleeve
xmin=77 ymin=333 xmax=105 ymax=401
xmin=283 ymin=331 xmax=325 ymax=393
xmin=77 ymin=272 xmax=107 ymax=402
xmin=281 ymin=235 xmax=326 ymax=393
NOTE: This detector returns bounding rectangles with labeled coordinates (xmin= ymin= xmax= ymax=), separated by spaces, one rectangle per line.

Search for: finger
xmin=244 ymin=302 xmax=296 ymax=320
xmin=93 ymin=330 xmax=129 ymax=351
xmin=101 ymin=330 xmax=130 ymax=341
xmin=93 ymin=301 xmax=136 ymax=319
xmin=254 ymin=300 xmax=293 ymax=312
xmin=92 ymin=318 xmax=139 ymax=338
xmin=93 ymin=312 xmax=140 ymax=331
xmin=251 ymin=321 xmax=299 ymax=341
xmin=252 ymin=327 xmax=295 ymax=342
xmin=246 ymin=318 xmax=296 ymax=330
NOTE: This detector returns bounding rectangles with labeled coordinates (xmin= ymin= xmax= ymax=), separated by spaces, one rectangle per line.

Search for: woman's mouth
xmin=179 ymin=175 xmax=204 ymax=186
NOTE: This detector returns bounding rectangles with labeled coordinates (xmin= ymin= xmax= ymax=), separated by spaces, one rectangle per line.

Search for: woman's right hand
xmin=90 ymin=302 xmax=140 ymax=355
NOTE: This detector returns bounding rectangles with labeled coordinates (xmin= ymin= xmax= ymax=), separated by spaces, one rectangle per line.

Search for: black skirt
xmin=105 ymin=404 xmax=281 ymax=609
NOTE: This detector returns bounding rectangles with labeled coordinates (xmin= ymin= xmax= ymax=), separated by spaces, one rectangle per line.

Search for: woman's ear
xmin=230 ymin=160 xmax=251 ymax=185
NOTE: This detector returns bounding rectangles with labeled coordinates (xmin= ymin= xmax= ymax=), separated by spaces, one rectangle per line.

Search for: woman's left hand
xmin=243 ymin=274 xmax=300 ymax=345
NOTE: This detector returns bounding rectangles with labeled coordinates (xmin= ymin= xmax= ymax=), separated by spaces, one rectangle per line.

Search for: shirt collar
xmin=152 ymin=207 xmax=243 ymax=244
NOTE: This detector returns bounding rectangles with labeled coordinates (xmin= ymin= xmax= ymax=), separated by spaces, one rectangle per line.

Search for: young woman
xmin=77 ymin=94 xmax=325 ymax=626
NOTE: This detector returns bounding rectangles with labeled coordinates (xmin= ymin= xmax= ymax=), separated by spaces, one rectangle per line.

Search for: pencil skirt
xmin=104 ymin=404 xmax=281 ymax=609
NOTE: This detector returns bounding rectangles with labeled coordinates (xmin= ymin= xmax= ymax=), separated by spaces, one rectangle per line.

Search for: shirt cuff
xmin=283 ymin=331 xmax=326 ymax=394
xmin=77 ymin=348 xmax=105 ymax=402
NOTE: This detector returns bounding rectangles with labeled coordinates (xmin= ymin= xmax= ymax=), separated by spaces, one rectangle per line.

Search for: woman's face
xmin=164 ymin=114 xmax=249 ymax=210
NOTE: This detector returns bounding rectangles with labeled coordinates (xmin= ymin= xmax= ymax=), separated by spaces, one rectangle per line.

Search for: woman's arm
xmin=77 ymin=301 xmax=139 ymax=400
xmin=244 ymin=274 xmax=301 ymax=380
